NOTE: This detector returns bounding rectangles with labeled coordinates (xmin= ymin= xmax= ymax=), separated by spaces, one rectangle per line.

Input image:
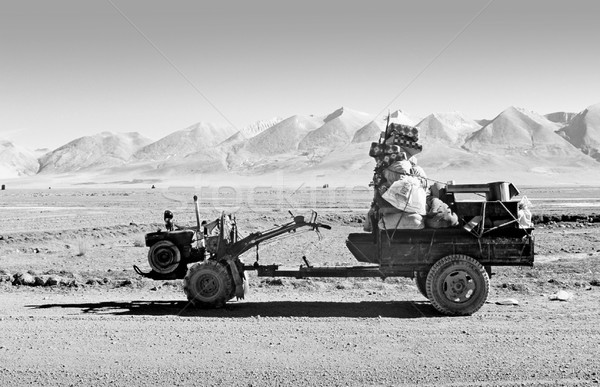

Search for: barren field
xmin=1 ymin=186 xmax=600 ymax=386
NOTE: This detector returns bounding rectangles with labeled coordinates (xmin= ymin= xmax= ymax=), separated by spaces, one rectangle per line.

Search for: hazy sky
xmin=2 ymin=0 xmax=599 ymax=149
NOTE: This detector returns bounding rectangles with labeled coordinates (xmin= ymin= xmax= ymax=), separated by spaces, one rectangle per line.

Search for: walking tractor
xmin=135 ymin=121 xmax=533 ymax=316
xmin=135 ymin=183 xmax=534 ymax=316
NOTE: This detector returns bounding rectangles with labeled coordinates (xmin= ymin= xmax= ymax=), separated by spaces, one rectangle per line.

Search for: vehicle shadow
xmin=28 ymin=299 xmax=441 ymax=319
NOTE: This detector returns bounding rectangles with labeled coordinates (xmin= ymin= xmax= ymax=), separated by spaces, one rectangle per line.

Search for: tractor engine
xmin=144 ymin=210 xmax=205 ymax=279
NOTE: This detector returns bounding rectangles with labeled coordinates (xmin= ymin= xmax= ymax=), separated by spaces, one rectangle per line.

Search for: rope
xmin=389 ymin=183 xmax=413 ymax=240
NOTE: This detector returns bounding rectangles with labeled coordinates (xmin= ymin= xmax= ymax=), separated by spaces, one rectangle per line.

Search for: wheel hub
xmin=155 ymin=249 xmax=174 ymax=266
xmin=196 ymin=273 xmax=220 ymax=298
xmin=149 ymin=241 xmax=181 ymax=274
xmin=443 ymin=271 xmax=475 ymax=303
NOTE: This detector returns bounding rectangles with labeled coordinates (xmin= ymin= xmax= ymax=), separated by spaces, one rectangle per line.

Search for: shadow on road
xmin=28 ymin=299 xmax=440 ymax=319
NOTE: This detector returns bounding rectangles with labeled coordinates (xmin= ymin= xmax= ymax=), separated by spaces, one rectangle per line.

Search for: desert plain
xmin=1 ymin=185 xmax=600 ymax=386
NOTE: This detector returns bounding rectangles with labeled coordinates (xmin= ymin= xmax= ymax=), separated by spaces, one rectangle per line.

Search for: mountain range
xmin=1 ymin=103 xmax=600 ymax=186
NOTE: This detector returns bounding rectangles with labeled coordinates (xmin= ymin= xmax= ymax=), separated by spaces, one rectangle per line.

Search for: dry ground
xmin=1 ymin=187 xmax=600 ymax=386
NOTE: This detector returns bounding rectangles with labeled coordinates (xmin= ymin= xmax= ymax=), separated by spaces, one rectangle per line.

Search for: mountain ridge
xmin=2 ymin=105 xmax=600 ymax=184
xmin=38 ymin=132 xmax=152 ymax=174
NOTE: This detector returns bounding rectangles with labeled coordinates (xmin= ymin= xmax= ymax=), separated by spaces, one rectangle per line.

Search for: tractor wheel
xmin=414 ymin=271 xmax=429 ymax=299
xmin=183 ymin=261 xmax=233 ymax=308
xmin=148 ymin=240 xmax=181 ymax=275
xmin=426 ymin=255 xmax=489 ymax=316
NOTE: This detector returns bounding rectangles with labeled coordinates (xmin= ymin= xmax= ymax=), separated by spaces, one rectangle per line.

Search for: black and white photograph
xmin=1 ymin=1 xmax=599 ymax=385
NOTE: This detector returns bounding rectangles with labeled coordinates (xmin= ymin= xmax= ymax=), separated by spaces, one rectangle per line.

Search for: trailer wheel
xmin=426 ymin=255 xmax=489 ymax=316
xmin=148 ymin=240 xmax=181 ymax=275
xmin=414 ymin=271 xmax=429 ymax=299
xmin=183 ymin=261 xmax=233 ymax=308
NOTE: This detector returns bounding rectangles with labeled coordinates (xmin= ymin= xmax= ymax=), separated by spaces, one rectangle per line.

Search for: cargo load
xmin=367 ymin=121 xmax=431 ymax=230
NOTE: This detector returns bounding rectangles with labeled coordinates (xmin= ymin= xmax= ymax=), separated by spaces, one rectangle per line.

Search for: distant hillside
xmin=240 ymin=115 xmax=324 ymax=155
xmin=352 ymin=120 xmax=383 ymax=143
xmin=0 ymin=140 xmax=39 ymax=178
xmin=298 ymin=107 xmax=373 ymax=150
xmin=463 ymin=107 xmax=578 ymax=156
xmin=38 ymin=132 xmax=152 ymax=174
xmin=557 ymin=103 xmax=600 ymax=161
xmin=133 ymin=122 xmax=235 ymax=161
xmin=545 ymin=111 xmax=577 ymax=126
xmin=239 ymin=117 xmax=282 ymax=138
xmin=417 ymin=112 xmax=481 ymax=145
xmin=33 ymin=148 xmax=50 ymax=158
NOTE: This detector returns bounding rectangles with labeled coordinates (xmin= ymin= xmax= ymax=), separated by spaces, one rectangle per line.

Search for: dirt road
xmin=1 ymin=188 xmax=600 ymax=386
xmin=1 ymin=285 xmax=599 ymax=386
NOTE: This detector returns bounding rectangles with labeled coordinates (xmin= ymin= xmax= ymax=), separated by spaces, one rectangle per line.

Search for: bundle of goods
xmin=425 ymin=196 xmax=459 ymax=229
xmin=364 ymin=122 xmax=458 ymax=232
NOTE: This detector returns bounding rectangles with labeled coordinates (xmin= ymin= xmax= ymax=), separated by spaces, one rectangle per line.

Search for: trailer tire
xmin=148 ymin=240 xmax=181 ymax=275
xmin=183 ymin=261 xmax=233 ymax=308
xmin=414 ymin=271 xmax=429 ymax=299
xmin=426 ymin=255 xmax=489 ymax=316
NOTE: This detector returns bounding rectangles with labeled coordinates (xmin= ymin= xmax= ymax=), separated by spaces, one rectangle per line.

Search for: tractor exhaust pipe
xmin=193 ymin=195 xmax=201 ymax=232
xmin=193 ymin=195 xmax=203 ymax=250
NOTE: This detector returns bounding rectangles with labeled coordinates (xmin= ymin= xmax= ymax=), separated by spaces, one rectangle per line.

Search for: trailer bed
xmin=347 ymin=227 xmax=534 ymax=270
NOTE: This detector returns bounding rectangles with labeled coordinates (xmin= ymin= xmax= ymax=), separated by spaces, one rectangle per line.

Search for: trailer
xmin=135 ymin=183 xmax=534 ymax=316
